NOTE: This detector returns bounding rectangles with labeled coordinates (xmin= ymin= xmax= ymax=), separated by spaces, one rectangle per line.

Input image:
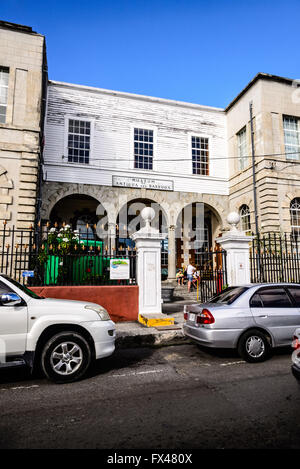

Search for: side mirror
xmin=1 ymin=293 xmax=22 ymax=306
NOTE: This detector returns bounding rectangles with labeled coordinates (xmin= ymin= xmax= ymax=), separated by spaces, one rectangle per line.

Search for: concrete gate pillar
xmin=131 ymin=207 xmax=166 ymax=316
xmin=218 ymin=212 xmax=254 ymax=286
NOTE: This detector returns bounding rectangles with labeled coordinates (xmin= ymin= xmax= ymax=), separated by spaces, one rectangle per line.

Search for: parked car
xmin=0 ymin=274 xmax=116 ymax=383
xmin=183 ymin=284 xmax=300 ymax=363
xmin=292 ymin=328 xmax=300 ymax=381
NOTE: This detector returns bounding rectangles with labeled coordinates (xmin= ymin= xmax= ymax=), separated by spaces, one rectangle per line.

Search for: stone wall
xmin=227 ymin=76 xmax=300 ymax=234
xmin=0 ymin=22 xmax=45 ymax=229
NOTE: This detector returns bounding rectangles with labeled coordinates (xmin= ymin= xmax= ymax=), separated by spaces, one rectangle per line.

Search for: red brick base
xmin=30 ymin=285 xmax=139 ymax=323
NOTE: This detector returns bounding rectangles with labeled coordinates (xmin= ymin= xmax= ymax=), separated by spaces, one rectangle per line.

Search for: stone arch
xmin=236 ymin=198 xmax=253 ymax=213
xmin=114 ymin=191 xmax=171 ymax=228
xmin=175 ymin=201 xmax=222 ymax=240
xmin=283 ymin=191 xmax=300 ymax=207
xmin=229 ymin=196 xmax=254 ymax=231
xmin=202 ymin=197 xmax=225 ymax=229
xmin=41 ymin=182 xmax=113 ymax=223
xmin=167 ymin=195 xmax=225 ymax=231
xmin=275 ymin=191 xmax=300 ymax=234
xmin=116 ymin=197 xmax=170 ymax=236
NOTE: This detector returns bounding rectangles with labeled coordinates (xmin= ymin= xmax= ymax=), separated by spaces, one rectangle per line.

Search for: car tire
xmin=41 ymin=331 xmax=92 ymax=383
xmin=238 ymin=329 xmax=271 ymax=363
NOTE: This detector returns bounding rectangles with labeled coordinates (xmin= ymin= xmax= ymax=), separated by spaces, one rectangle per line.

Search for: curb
xmin=115 ymin=327 xmax=191 ymax=349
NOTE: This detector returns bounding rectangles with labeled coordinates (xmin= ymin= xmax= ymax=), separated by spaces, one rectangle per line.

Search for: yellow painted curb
xmin=138 ymin=313 xmax=175 ymax=328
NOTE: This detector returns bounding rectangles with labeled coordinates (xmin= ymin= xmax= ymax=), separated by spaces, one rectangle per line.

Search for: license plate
xmin=189 ymin=313 xmax=196 ymax=322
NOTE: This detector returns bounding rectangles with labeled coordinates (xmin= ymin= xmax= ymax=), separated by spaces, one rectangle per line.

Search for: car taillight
xmin=293 ymin=335 xmax=300 ymax=349
xmin=184 ymin=312 xmax=188 ymax=320
xmin=196 ymin=309 xmax=215 ymax=325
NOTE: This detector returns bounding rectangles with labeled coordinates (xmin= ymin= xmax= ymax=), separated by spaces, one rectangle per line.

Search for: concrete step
xmin=173 ymin=287 xmax=199 ymax=300
xmin=138 ymin=312 xmax=175 ymax=328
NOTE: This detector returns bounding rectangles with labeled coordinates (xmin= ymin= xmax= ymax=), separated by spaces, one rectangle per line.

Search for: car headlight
xmin=84 ymin=305 xmax=111 ymax=321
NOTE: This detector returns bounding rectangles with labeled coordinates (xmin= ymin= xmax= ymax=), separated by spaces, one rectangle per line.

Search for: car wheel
xmin=41 ymin=332 xmax=92 ymax=383
xmin=238 ymin=329 xmax=271 ymax=363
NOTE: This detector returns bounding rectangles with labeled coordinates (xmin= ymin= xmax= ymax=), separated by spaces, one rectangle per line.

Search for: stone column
xmin=131 ymin=207 xmax=166 ymax=315
xmin=218 ymin=212 xmax=254 ymax=286
xmin=167 ymin=225 xmax=176 ymax=281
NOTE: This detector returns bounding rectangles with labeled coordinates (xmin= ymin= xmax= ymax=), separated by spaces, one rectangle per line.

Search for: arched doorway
xmin=116 ymin=198 xmax=168 ymax=271
xmin=49 ymin=194 xmax=108 ymax=242
xmin=175 ymin=202 xmax=222 ymax=269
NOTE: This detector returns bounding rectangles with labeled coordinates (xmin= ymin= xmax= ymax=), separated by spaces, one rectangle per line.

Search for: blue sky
xmin=1 ymin=0 xmax=300 ymax=108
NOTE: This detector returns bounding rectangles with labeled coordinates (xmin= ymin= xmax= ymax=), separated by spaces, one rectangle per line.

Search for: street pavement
xmin=115 ymin=311 xmax=188 ymax=348
xmin=0 ymin=343 xmax=299 ymax=449
xmin=115 ymin=289 xmax=195 ymax=348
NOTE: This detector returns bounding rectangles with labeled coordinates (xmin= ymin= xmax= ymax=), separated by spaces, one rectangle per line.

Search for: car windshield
xmin=1 ymin=275 xmax=44 ymax=300
xmin=208 ymin=286 xmax=249 ymax=305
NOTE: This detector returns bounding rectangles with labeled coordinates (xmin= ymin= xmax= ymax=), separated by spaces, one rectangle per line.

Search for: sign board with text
xmin=22 ymin=271 xmax=34 ymax=278
xmin=112 ymin=176 xmax=174 ymax=191
xmin=109 ymin=259 xmax=130 ymax=280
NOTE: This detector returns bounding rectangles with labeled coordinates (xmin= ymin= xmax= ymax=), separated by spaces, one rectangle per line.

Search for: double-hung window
xmin=134 ymin=128 xmax=153 ymax=170
xmin=283 ymin=115 xmax=300 ymax=160
xmin=67 ymin=119 xmax=91 ymax=164
xmin=191 ymin=136 xmax=209 ymax=175
xmin=290 ymin=198 xmax=300 ymax=238
xmin=0 ymin=67 xmax=9 ymax=124
xmin=237 ymin=127 xmax=248 ymax=170
xmin=239 ymin=204 xmax=251 ymax=235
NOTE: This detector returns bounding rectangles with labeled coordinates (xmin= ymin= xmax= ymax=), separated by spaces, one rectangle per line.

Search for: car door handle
xmin=258 ymin=315 xmax=268 ymax=318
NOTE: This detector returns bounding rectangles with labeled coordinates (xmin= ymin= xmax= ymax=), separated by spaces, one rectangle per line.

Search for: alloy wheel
xmin=50 ymin=341 xmax=83 ymax=376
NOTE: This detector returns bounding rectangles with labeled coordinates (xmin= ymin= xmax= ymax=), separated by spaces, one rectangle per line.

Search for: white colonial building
xmin=41 ymin=74 xmax=300 ymax=281
xmin=42 ymin=80 xmax=230 ymax=280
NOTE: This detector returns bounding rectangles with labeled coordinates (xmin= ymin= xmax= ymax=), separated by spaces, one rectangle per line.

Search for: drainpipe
xmin=249 ymin=101 xmax=259 ymax=236
xmin=35 ymin=37 xmax=48 ymax=232
xmin=249 ymin=101 xmax=263 ymax=281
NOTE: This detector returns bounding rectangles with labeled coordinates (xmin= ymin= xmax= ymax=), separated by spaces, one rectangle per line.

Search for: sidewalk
xmin=115 ymin=288 xmax=199 ymax=349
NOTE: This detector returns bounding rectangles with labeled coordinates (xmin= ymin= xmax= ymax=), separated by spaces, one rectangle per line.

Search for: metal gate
xmin=196 ymin=249 xmax=227 ymax=302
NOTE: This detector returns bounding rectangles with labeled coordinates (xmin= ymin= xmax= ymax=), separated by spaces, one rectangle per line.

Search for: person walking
xmin=186 ymin=262 xmax=196 ymax=293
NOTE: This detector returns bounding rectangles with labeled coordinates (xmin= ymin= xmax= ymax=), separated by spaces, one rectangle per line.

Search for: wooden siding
xmin=44 ymin=82 xmax=229 ymax=195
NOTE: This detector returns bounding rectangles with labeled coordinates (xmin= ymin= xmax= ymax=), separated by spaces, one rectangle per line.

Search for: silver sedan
xmin=183 ymin=284 xmax=300 ymax=362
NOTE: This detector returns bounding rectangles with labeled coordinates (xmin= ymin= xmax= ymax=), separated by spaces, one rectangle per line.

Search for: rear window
xmin=208 ymin=286 xmax=249 ymax=305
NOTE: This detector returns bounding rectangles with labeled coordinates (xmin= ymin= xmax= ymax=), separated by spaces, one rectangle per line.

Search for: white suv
xmin=0 ymin=274 xmax=116 ymax=383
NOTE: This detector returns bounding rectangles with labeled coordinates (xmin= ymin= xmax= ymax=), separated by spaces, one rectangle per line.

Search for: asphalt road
xmin=0 ymin=343 xmax=299 ymax=449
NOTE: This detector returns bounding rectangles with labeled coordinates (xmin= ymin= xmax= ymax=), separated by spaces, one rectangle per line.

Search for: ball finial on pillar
xmin=227 ymin=212 xmax=240 ymax=231
xmin=141 ymin=207 xmax=155 ymax=229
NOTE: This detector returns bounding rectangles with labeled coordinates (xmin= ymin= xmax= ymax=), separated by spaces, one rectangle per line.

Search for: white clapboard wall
xmin=44 ymin=81 xmax=228 ymax=195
